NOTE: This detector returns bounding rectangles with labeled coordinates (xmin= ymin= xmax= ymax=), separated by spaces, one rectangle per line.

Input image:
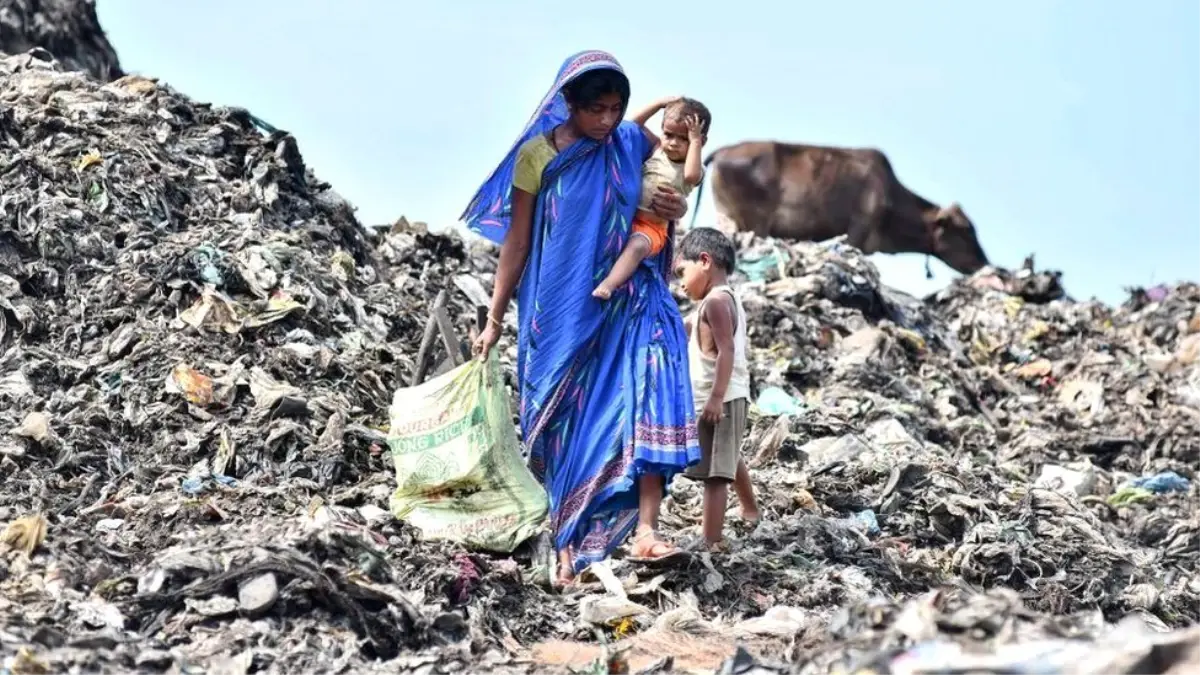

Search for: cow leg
xmin=848 ymin=180 xmax=889 ymax=254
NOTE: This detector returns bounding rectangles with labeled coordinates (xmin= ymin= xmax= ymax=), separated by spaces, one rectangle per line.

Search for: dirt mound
xmin=0 ymin=0 xmax=122 ymax=81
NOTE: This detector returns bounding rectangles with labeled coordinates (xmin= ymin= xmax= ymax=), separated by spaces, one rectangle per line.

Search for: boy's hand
xmin=659 ymin=95 xmax=684 ymax=108
xmin=685 ymin=114 xmax=705 ymax=143
xmin=700 ymin=397 xmax=723 ymax=425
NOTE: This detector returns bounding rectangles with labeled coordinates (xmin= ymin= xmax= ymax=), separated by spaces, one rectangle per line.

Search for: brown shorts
xmin=685 ymin=398 xmax=748 ymax=482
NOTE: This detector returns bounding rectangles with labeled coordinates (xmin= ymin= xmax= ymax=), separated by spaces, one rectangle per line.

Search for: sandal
xmin=627 ymin=529 xmax=690 ymax=565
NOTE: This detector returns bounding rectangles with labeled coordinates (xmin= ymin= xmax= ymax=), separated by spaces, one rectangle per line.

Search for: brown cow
xmin=692 ymin=141 xmax=990 ymax=275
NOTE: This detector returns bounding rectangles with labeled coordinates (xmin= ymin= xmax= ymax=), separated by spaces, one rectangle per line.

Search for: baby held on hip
xmin=592 ymin=96 xmax=711 ymax=301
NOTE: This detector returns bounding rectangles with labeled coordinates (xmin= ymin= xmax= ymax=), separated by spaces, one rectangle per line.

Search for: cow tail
xmin=688 ymin=151 xmax=719 ymax=231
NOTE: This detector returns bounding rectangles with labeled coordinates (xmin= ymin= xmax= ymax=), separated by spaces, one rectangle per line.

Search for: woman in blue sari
xmin=462 ymin=50 xmax=701 ymax=585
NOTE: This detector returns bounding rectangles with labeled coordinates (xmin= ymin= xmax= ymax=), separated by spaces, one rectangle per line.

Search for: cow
xmin=691 ymin=141 xmax=990 ymax=275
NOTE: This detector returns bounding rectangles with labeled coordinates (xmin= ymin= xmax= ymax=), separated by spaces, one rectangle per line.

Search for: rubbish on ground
xmin=0 ymin=46 xmax=1196 ymax=675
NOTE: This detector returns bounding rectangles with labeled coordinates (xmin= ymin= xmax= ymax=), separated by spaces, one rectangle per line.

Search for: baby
xmin=592 ymin=96 xmax=710 ymax=300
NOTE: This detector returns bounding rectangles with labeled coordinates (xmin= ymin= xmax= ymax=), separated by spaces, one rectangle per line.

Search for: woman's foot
xmin=554 ymin=549 xmax=576 ymax=589
xmin=554 ymin=568 xmax=575 ymax=589
xmin=628 ymin=528 xmax=683 ymax=560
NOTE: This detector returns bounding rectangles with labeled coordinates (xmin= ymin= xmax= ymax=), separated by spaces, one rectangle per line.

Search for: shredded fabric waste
xmin=0 ymin=51 xmax=1196 ymax=675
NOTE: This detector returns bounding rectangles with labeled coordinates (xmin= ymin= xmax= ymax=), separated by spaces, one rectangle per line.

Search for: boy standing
xmin=674 ymin=227 xmax=760 ymax=550
xmin=593 ymin=96 xmax=711 ymax=300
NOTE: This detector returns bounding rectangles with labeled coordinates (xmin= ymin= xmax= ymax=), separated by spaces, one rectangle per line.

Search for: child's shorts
xmin=685 ymin=398 xmax=749 ymax=482
xmin=631 ymin=212 xmax=669 ymax=257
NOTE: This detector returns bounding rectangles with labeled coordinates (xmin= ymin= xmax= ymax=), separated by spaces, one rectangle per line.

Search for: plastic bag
xmin=387 ymin=352 xmax=547 ymax=552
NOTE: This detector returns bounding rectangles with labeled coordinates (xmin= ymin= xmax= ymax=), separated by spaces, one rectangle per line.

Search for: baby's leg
xmin=593 ymin=234 xmax=651 ymax=299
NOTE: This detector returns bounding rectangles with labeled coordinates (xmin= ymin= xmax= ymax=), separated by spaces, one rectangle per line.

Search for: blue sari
xmin=461 ymin=51 xmax=700 ymax=572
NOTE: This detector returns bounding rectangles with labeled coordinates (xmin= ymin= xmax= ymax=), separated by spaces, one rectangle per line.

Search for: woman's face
xmin=570 ymin=93 xmax=623 ymax=140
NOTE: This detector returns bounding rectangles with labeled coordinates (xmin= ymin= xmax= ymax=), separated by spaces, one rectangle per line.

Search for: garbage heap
xmin=0 ymin=52 xmax=491 ymax=673
xmin=0 ymin=0 xmax=123 ymax=81
xmin=650 ymin=234 xmax=1199 ymax=673
xmin=0 ymin=51 xmax=1196 ymax=675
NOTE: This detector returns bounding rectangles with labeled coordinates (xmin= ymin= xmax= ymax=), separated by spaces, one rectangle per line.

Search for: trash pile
xmin=0 ymin=51 xmax=1196 ymax=675
xmin=0 ymin=51 xmax=496 ymax=673
xmin=653 ymin=233 xmax=1199 ymax=672
xmin=0 ymin=0 xmax=123 ymax=82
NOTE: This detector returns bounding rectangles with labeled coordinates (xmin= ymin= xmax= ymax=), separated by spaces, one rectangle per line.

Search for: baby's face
xmin=660 ymin=113 xmax=691 ymax=162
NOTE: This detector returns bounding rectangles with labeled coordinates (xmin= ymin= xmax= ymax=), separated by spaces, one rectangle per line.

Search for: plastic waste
xmin=1127 ymin=470 xmax=1190 ymax=495
xmin=755 ymin=386 xmax=802 ymax=416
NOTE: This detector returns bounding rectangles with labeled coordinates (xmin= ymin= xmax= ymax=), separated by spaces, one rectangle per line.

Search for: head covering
xmin=459 ymin=50 xmax=627 ymax=245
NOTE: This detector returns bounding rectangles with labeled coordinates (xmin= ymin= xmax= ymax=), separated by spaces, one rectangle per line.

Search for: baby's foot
xmin=592 ymin=283 xmax=613 ymax=300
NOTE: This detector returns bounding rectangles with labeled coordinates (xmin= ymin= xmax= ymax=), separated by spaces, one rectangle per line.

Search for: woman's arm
xmin=648 ymin=185 xmax=688 ymax=221
xmin=488 ymin=188 xmax=534 ymax=322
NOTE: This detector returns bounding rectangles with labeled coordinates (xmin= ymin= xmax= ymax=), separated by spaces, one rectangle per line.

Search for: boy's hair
xmin=678 ymin=227 xmax=736 ymax=273
xmin=666 ymin=97 xmax=712 ymax=135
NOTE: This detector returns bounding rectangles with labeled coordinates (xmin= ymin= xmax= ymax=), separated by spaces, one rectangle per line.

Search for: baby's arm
xmin=628 ymin=96 xmax=680 ymax=127
xmin=683 ymin=116 xmax=705 ymax=186
xmin=683 ymin=137 xmax=704 ymax=186
xmin=629 ymin=96 xmax=680 ymax=148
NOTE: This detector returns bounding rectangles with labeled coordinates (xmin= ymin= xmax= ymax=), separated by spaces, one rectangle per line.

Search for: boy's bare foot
xmin=740 ymin=507 xmax=761 ymax=523
xmin=704 ymin=538 xmax=732 ymax=554
xmin=592 ymin=283 xmax=614 ymax=300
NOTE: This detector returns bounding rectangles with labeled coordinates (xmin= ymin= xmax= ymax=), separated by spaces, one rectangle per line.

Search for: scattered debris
xmin=0 ymin=52 xmax=1196 ymax=675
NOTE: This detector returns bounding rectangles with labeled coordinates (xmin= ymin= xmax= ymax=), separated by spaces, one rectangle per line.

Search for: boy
xmin=592 ymin=96 xmax=711 ymax=300
xmin=674 ymin=227 xmax=760 ymax=550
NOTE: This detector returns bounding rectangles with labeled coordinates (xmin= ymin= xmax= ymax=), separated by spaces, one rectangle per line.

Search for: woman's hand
xmin=649 ymin=185 xmax=688 ymax=221
xmin=472 ymin=323 xmax=501 ymax=361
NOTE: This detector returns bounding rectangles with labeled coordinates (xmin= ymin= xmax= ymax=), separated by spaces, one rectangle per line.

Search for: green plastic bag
xmin=387 ymin=352 xmax=547 ymax=552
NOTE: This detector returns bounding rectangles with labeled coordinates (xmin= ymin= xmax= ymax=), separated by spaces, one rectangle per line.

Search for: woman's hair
xmin=562 ymin=68 xmax=630 ymax=108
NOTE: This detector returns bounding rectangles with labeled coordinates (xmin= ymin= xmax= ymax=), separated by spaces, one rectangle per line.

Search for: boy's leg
xmin=733 ymin=458 xmax=760 ymax=522
xmin=702 ymin=478 xmax=730 ymax=544
xmin=593 ymin=234 xmax=651 ymax=299
xmin=700 ymin=400 xmax=740 ymax=546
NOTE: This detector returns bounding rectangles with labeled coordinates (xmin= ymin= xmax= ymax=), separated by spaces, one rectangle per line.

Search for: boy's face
xmin=673 ymin=254 xmax=713 ymax=301
xmin=660 ymin=113 xmax=692 ymax=162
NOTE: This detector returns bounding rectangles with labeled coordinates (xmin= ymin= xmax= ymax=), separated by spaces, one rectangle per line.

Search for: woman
xmin=462 ymin=50 xmax=700 ymax=584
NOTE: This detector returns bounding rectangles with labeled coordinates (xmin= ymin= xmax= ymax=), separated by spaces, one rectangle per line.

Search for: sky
xmin=97 ymin=1 xmax=1198 ymax=304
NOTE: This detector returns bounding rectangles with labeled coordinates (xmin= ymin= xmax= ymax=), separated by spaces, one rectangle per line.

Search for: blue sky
xmin=98 ymin=1 xmax=1197 ymax=303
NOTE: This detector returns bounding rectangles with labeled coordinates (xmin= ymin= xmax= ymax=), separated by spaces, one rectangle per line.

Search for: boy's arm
xmin=702 ymin=294 xmax=736 ymax=404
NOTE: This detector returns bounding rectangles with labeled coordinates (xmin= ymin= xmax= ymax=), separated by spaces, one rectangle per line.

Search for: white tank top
xmin=687 ymin=285 xmax=750 ymax=409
